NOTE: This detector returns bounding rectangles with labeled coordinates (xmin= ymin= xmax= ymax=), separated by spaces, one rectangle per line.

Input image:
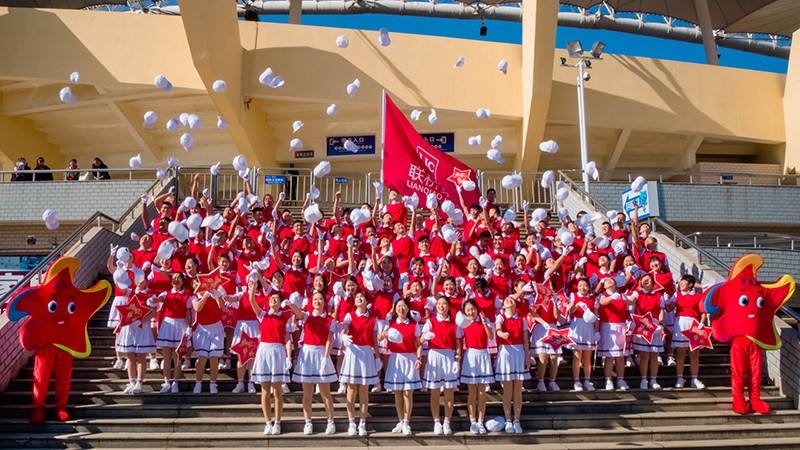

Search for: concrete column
xmin=783 ymin=28 xmax=800 ymax=175
xmin=693 ymin=0 xmax=720 ymax=65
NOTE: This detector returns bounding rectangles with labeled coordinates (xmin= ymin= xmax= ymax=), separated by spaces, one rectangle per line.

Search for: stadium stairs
xmin=2 ymin=177 xmax=800 ymax=449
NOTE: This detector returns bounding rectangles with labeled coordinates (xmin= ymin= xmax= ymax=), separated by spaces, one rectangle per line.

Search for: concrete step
xmin=2 ymin=409 xmax=799 ymax=435
xmin=5 ymin=422 xmax=800 ymax=448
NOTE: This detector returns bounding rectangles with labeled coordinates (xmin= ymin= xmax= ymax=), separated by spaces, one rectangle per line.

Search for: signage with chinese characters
xmin=420 ymin=132 xmax=455 ymax=153
xmin=263 ymin=175 xmax=287 ymax=185
xmin=327 ymin=135 xmax=376 ymax=156
xmin=622 ymin=181 xmax=660 ymax=222
xmin=334 ymin=177 xmax=348 ymax=184
xmin=294 ymin=150 xmax=315 ymax=159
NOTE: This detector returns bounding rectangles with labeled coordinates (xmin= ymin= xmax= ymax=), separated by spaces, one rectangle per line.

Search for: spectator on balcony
xmin=33 ymin=157 xmax=53 ymax=182
xmin=11 ymin=157 xmax=32 ymax=182
xmin=92 ymin=157 xmax=111 ymax=180
xmin=65 ymin=159 xmax=80 ymax=181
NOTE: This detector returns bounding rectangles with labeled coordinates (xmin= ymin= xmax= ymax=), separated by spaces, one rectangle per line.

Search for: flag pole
xmin=380 ymin=89 xmax=386 ymax=187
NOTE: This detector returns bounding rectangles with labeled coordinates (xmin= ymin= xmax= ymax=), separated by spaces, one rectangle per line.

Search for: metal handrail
xmin=0 ymin=177 xmax=166 ymax=312
xmin=558 ymin=168 xmax=799 ymax=186
xmin=685 ymin=231 xmax=800 ymax=251
xmin=556 ymin=170 xmax=800 ymax=324
xmin=0 ymin=167 xmax=168 ymax=182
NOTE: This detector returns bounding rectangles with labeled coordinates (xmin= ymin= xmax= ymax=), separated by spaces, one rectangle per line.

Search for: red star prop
xmin=537 ymin=327 xmax=574 ymax=352
xmin=176 ymin=333 xmax=191 ymax=358
xmin=231 ymin=330 xmax=259 ymax=365
xmin=631 ymin=312 xmax=659 ymax=344
xmin=556 ymin=289 xmax=570 ymax=318
xmin=705 ymin=254 xmax=796 ymax=350
xmin=446 ymin=167 xmax=473 ymax=188
xmin=534 ymin=282 xmax=554 ymax=308
xmin=194 ymin=269 xmax=234 ymax=295
xmin=221 ymin=304 xmax=238 ymax=329
xmin=682 ymin=320 xmax=714 ymax=352
xmin=114 ymin=293 xmax=153 ymax=333
xmin=7 ymin=257 xmax=111 ymax=358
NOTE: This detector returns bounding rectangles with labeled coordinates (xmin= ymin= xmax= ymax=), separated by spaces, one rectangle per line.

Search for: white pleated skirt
xmin=339 ymin=344 xmax=379 ymax=385
xmin=156 ymin=317 xmax=187 ymax=348
xmin=568 ymin=318 xmax=598 ymax=351
xmin=531 ymin=325 xmax=563 ymax=355
xmin=384 ymin=352 xmax=422 ymax=391
xmin=193 ymin=322 xmax=225 ymax=358
xmin=422 ymin=349 xmax=459 ymax=389
xmin=495 ymin=344 xmax=531 ymax=381
xmin=292 ymin=344 xmax=338 ymax=384
xmin=107 ymin=295 xmax=128 ymax=328
xmin=663 ymin=310 xmax=676 ymax=327
xmin=460 ymin=348 xmax=494 ymax=385
xmin=252 ymin=342 xmax=291 ymax=384
xmin=598 ymin=322 xmax=628 ymax=357
xmin=671 ymin=316 xmax=698 ymax=349
xmin=116 ymin=321 xmax=156 ymax=354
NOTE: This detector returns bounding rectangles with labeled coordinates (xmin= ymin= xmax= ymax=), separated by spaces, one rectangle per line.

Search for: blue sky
xmin=255 ymin=14 xmax=789 ymax=74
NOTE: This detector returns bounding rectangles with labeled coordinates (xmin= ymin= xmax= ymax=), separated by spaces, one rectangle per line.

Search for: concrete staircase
xmin=2 ymin=301 xmax=800 ymax=449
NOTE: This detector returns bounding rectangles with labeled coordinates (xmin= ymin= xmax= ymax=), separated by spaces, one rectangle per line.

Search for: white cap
xmin=129 ymin=154 xmax=143 ymax=170
xmin=584 ymin=161 xmax=599 ymax=181
xmin=556 ymin=187 xmax=569 ymax=203
xmin=232 ymin=154 xmax=248 ymax=171
xmin=167 ymin=156 xmax=180 ymax=168
xmin=290 ymin=138 xmax=303 ymax=151
xmin=166 ymin=117 xmax=179 ymax=131
xmin=428 ymin=109 xmax=438 ymax=125
xmin=486 ymin=149 xmax=505 ymax=164
xmin=59 ymin=87 xmax=76 ymax=107
xmin=42 ymin=209 xmax=60 ymax=231
xmin=501 ymin=174 xmax=522 ymax=189
xmin=156 ymin=168 xmax=169 ymax=181
xmin=216 ymin=116 xmax=228 ymax=130
xmin=154 ymin=75 xmax=172 ymax=91
xmin=476 ymin=108 xmax=491 ymax=119
xmin=186 ymin=213 xmax=203 ymax=237
xmin=143 ymin=111 xmax=158 ymax=128
xmin=201 ymin=213 xmax=224 ymax=231
xmin=343 ymin=139 xmax=358 ymax=153
xmin=531 ymin=208 xmax=548 ymax=224
xmin=378 ymin=28 xmax=391 ymax=47
xmin=468 ymin=135 xmax=481 ymax=146
xmin=187 ymin=114 xmax=202 ymax=130
xmin=292 ymin=120 xmax=304 ymax=133
xmin=540 ymin=170 xmax=554 ymax=189
xmin=631 ymin=176 xmax=647 ymax=193
xmin=314 ymin=160 xmax=331 ymax=178
xmin=336 ymin=35 xmax=349 ymax=48
xmin=453 ymin=56 xmax=465 ymax=68
xmin=69 ymin=71 xmax=80 ymax=84
xmin=179 ymin=113 xmax=190 ymax=127
xmin=212 ymin=79 xmax=227 ymax=93
xmin=462 ymin=180 xmax=476 ymax=191
xmin=410 ymin=109 xmax=422 ymax=121
xmin=180 ymin=133 xmax=194 ymax=152
xmin=326 ymin=103 xmax=338 ymax=116
xmin=346 ymin=78 xmax=361 ymax=97
xmin=539 ymin=139 xmax=559 ymax=154
xmin=490 ymin=134 xmax=502 ymax=149
xmin=304 ymin=203 xmax=323 ymax=224
xmin=497 ymin=59 xmax=508 ymax=74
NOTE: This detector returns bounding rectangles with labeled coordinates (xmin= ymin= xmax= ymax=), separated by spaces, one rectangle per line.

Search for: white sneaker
xmin=402 ymin=423 xmax=412 ymax=435
xmin=476 ymin=421 xmax=487 ymax=435
xmin=650 ymin=379 xmax=662 ymax=390
xmin=371 ymin=384 xmax=382 ymax=393
xmin=125 ymin=359 xmax=130 ymax=370
xmin=513 ymin=420 xmax=523 ymax=434
xmin=193 ymin=382 xmax=202 ymax=394
xmin=263 ymin=423 xmax=273 ymax=435
xmin=160 ymin=360 xmax=164 ymax=370
xmin=232 ymin=382 xmax=245 ymax=394
xmin=247 ymin=382 xmax=256 ymax=394
xmin=625 ymin=357 xmax=634 ymax=368
xmin=209 ymin=383 xmax=218 ymax=394
xmin=281 ymin=384 xmax=289 ymax=394
xmin=149 ymin=358 xmax=159 ymax=371
xmin=583 ymin=380 xmax=595 ymax=391
xmin=573 ymin=381 xmax=584 ymax=392
xmin=505 ymin=421 xmax=515 ymax=433
xmin=616 ymin=379 xmax=629 ymax=391
xmin=271 ymin=423 xmax=281 ymax=435
xmin=338 ymin=383 xmax=347 ymax=394
xmin=392 ymin=421 xmax=404 ymax=434
xmin=348 ymin=423 xmax=357 ymax=436
xmin=171 ymin=381 xmax=179 ymax=393
xmin=658 ymin=356 xmax=664 ymax=366
xmin=675 ymin=377 xmax=685 ymax=388
xmin=315 ymin=384 xmax=320 ymax=394
xmin=605 ymin=380 xmax=615 ymax=391
xmin=113 ymin=358 xmax=125 ymax=370
xmin=691 ymin=379 xmax=705 ymax=389
xmin=557 ymin=356 xmax=565 ymax=366
xmin=123 ymin=382 xmax=135 ymax=394
xmin=304 ymin=423 xmax=313 ymax=435
xmin=443 ymin=422 xmax=453 ymax=435
xmin=181 ymin=359 xmax=190 ymax=370
xmin=470 ymin=422 xmax=479 ymax=435
xmin=132 ymin=381 xmax=142 ymax=394
xmin=358 ymin=423 xmax=367 ymax=436
xmin=484 ymin=384 xmax=491 ymax=393
xmin=667 ymin=356 xmax=676 ymax=367
xmin=325 ymin=421 xmax=336 ymax=435
xmin=434 ymin=422 xmax=443 ymax=435
xmin=536 ymin=380 xmax=547 ymax=392
xmin=548 ymin=381 xmax=560 ymax=392
xmin=159 ymin=382 xmax=171 ymax=394
xmin=639 ymin=379 xmax=649 ymax=390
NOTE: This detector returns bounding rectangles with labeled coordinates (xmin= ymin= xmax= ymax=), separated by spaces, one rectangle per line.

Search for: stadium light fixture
xmin=567 ymin=40 xmax=583 ymax=58
xmin=590 ymin=41 xmax=606 ymax=58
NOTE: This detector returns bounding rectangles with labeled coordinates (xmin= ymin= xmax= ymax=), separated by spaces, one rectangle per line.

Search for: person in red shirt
xmin=191 ymin=286 xmax=226 ymax=394
xmin=667 ymin=274 xmax=707 ymax=389
xmin=420 ymin=295 xmax=462 ymax=435
xmin=567 ymin=278 xmax=599 ymax=391
xmin=151 ymin=272 xmax=195 ymax=394
xmin=391 ymin=208 xmax=417 ymax=274
xmin=383 ymin=190 xmax=409 ymax=227
xmin=597 ymin=277 xmax=634 ymax=391
xmin=495 ymin=295 xmax=530 ymax=434
xmin=379 ymin=298 xmax=422 ymax=435
xmin=630 ymin=274 xmax=667 ymax=390
xmin=457 ymin=299 xmax=494 ymax=435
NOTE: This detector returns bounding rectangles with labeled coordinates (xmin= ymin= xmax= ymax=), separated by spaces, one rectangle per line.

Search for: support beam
xmin=678 ymin=135 xmax=704 ymax=169
xmin=516 ymin=0 xmax=558 ymax=172
xmin=784 ymin=28 xmax=800 ymax=174
xmin=693 ymin=0 xmax=720 ymax=65
xmin=0 ymin=113 xmax=62 ymax=171
xmin=177 ymin=0 xmax=276 ymax=167
xmin=106 ymin=100 xmax=163 ymax=163
xmin=602 ymin=128 xmax=632 ymax=180
xmin=1 ymin=84 xmax=173 ymax=117
xmin=288 ymin=0 xmax=302 ymax=24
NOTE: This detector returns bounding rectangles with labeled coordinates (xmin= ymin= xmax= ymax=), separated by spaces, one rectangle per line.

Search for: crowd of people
xmin=106 ymin=173 xmax=709 ymax=437
xmin=11 ymin=156 xmax=110 ymax=181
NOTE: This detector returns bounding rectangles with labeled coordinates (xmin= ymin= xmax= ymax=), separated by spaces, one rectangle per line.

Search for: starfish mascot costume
xmin=704 ymin=254 xmax=795 ymax=414
xmin=6 ymin=257 xmax=111 ymax=424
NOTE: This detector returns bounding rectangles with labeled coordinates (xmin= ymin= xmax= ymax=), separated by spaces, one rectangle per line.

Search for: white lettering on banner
xmin=408 ymin=164 xmax=426 ymax=183
xmin=415 ymin=146 xmax=440 ymax=174
xmin=406 ymin=164 xmax=447 ymax=202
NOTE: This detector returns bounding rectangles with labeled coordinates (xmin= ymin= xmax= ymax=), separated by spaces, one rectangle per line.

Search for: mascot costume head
xmin=704 ymin=254 xmax=794 ymax=414
xmin=7 ymin=256 xmax=111 ymax=423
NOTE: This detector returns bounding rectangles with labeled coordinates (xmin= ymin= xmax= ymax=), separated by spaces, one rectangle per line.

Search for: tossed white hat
xmin=343 ymin=139 xmax=358 ymax=153
xmin=584 ymin=161 xmax=599 ymax=181
xmin=186 ymin=213 xmax=203 ymax=238
xmin=69 ymin=71 xmax=80 ymax=84
xmin=166 ymin=117 xmax=179 ymax=131
xmin=497 ymin=59 xmax=508 ymax=74
xmin=559 ymin=231 xmax=574 ymax=246
xmin=378 ymin=28 xmax=391 ymax=47
xmin=232 ymin=154 xmax=248 ymax=172
xmin=143 ymin=111 xmax=158 ymax=129
xmin=212 ymin=79 xmax=227 ymax=93
xmin=156 ymin=168 xmax=169 ymax=181
xmin=42 ymin=209 xmax=59 ymax=231
xmin=468 ymin=135 xmax=481 ymax=146
xmin=453 ymin=56 xmax=465 ymax=68
xmin=167 ymin=156 xmax=180 ymax=168
xmin=539 ymin=139 xmax=559 ymax=154
xmin=556 ymin=187 xmax=569 ymax=203
xmin=490 ymin=135 xmax=502 ymax=149
xmin=304 ymin=203 xmax=323 ymax=224
xmin=531 ymin=208 xmax=548 ymax=224
xmin=631 ymin=176 xmax=647 ymax=193
xmin=201 ymin=213 xmax=224 ymax=231
xmin=476 ymin=108 xmax=491 ymax=119
xmin=180 ymin=133 xmax=194 ymax=152
xmin=187 ymin=114 xmax=202 ymax=130
xmin=216 ymin=116 xmax=228 ymax=130
xmin=314 ymin=160 xmax=331 ymax=178
xmin=346 ymin=78 xmax=361 ymax=97
xmin=486 ymin=149 xmax=505 ymax=164
xmin=410 ymin=109 xmax=422 ymax=121
xmin=541 ymin=170 xmax=554 ymax=189
xmin=59 ymin=87 xmax=76 ymax=107
xmin=154 ymin=75 xmax=172 ymax=91
xmin=428 ymin=109 xmax=438 ymax=125
xmin=290 ymin=138 xmax=303 ymax=151
xmin=292 ymin=120 xmax=304 ymax=133
xmin=336 ymin=35 xmax=349 ymax=48
xmin=462 ymin=180 xmax=476 ymax=191
xmin=129 ymin=154 xmax=143 ymax=170
xmin=501 ymin=173 xmax=523 ymax=190
xmin=326 ymin=103 xmax=338 ymax=116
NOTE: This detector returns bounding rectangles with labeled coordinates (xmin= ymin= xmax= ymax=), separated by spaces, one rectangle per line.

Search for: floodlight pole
xmin=576 ymin=60 xmax=590 ymax=193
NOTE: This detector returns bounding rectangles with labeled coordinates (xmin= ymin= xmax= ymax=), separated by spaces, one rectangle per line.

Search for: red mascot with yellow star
xmin=6 ymin=256 xmax=111 ymax=424
xmin=704 ymin=254 xmax=795 ymax=414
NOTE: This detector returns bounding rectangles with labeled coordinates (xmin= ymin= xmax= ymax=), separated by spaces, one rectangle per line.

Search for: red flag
xmin=383 ymin=94 xmax=480 ymax=207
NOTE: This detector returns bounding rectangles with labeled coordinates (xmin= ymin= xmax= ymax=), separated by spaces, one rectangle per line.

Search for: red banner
xmin=383 ymin=94 xmax=480 ymax=207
